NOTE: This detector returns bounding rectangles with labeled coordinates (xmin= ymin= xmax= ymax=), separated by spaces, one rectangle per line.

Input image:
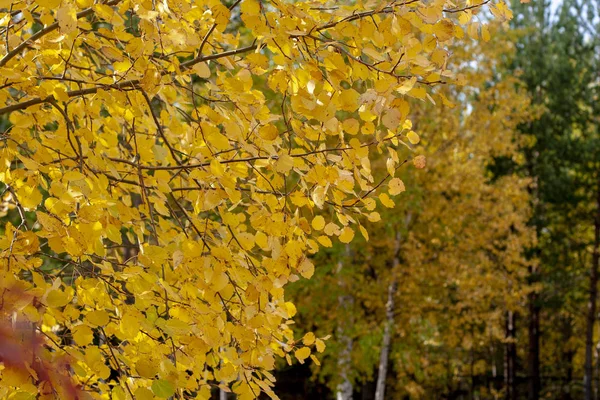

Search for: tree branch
xmin=0 ymin=44 xmax=259 ymax=115
xmin=0 ymin=0 xmax=121 ymax=68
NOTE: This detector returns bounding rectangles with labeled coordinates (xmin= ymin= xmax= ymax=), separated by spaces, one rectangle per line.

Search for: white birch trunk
xmin=336 ymin=245 xmax=354 ymax=400
xmin=375 ymin=215 xmax=409 ymax=400
xmin=374 ymin=279 xmax=396 ymax=400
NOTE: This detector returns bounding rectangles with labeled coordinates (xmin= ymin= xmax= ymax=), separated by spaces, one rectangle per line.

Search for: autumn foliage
xmin=287 ymin=29 xmax=536 ymax=397
xmin=0 ymin=0 xmax=512 ymax=398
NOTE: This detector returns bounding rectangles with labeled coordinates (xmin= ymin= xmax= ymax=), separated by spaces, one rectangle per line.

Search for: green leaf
xmin=151 ymin=379 xmax=175 ymax=398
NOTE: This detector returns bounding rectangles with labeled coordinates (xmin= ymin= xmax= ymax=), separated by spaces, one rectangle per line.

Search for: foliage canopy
xmin=0 ymin=0 xmax=511 ymax=398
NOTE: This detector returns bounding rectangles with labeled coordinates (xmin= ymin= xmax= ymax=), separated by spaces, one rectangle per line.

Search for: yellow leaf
xmin=193 ymin=62 xmax=211 ymax=78
xmin=275 ymin=154 xmax=294 ymax=174
xmin=294 ymin=347 xmax=311 ymax=363
xmin=255 ymin=231 xmax=268 ymax=248
xmin=46 ymin=290 xmax=69 ymax=308
xmin=36 ymin=211 xmax=62 ymax=233
xmin=285 ymin=302 xmax=297 ymax=317
xmin=468 ymin=22 xmax=479 ymax=39
xmin=324 ymin=222 xmax=339 ymax=236
xmin=237 ymin=232 xmax=255 ymax=250
xmin=359 ymin=225 xmax=369 ymax=241
xmin=396 ymin=77 xmax=417 ymax=95
xmin=105 ymin=223 xmax=122 ymax=244
xmin=338 ymin=227 xmax=354 ymax=243
xmin=338 ymin=88 xmax=360 ymax=111
xmin=409 ymin=87 xmax=427 ymax=100
xmin=173 ymin=250 xmax=184 ymax=267
xmin=207 ymin=130 xmax=230 ymax=151
xmin=212 ymin=272 xmax=228 ymax=292
xmin=459 ymin=10 xmax=472 ymax=25
xmin=134 ymin=388 xmax=155 ymax=400
xmin=302 ymin=332 xmax=315 ymax=346
xmin=136 ymin=359 xmax=159 ymax=379
xmin=17 ymin=185 xmax=42 ymax=210
xmin=317 ymin=235 xmax=332 ymax=247
xmin=259 ymin=125 xmax=279 ymax=141
xmin=382 ymin=109 xmax=401 ymax=130
xmin=57 ymin=6 xmax=77 ymax=34
xmin=72 ymin=325 xmax=94 ymax=346
xmin=342 ymin=118 xmax=360 ymax=135
xmin=315 ymin=338 xmax=326 ymax=353
xmin=367 ymin=212 xmax=381 ymax=222
xmin=311 ymin=186 xmax=326 ymax=209
xmin=204 ymin=190 xmax=222 ymax=210
xmin=379 ymin=193 xmax=395 ymax=208
xmin=63 ymin=171 xmax=85 ymax=182
xmin=298 ymin=258 xmax=314 ymax=279
xmin=63 ymin=235 xmax=84 ymax=257
xmin=113 ymin=60 xmax=132 ymax=73
xmin=481 ymin=24 xmax=491 ymax=42
xmin=210 ymin=159 xmax=224 ymax=177
xmin=406 ymin=131 xmax=420 ymax=144
xmin=439 ymin=93 xmax=456 ymax=108
xmin=389 ymin=178 xmax=406 ymax=196
xmin=35 ymin=0 xmax=61 ymax=7
xmin=433 ymin=20 xmax=454 ymax=42
xmin=311 ymin=216 xmax=325 ymax=231
xmin=386 ymin=158 xmax=396 ymax=177
xmin=86 ymin=310 xmax=110 ymax=327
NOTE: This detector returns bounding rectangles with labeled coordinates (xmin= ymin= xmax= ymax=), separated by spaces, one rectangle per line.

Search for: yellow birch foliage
xmin=0 ymin=0 xmax=510 ymax=398
xmin=379 ymin=29 xmax=536 ymax=396
xmin=289 ymin=25 xmax=535 ymax=396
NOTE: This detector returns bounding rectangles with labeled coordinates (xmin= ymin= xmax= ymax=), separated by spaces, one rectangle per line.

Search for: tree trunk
xmin=561 ymin=316 xmax=574 ymax=400
xmin=470 ymin=337 xmax=475 ymax=400
xmin=336 ymin=245 xmax=354 ymax=400
xmin=336 ymin=332 xmax=353 ymax=400
xmin=505 ymin=310 xmax=517 ymax=400
xmin=595 ymin=342 xmax=600 ymax=400
xmin=374 ymin=220 xmax=408 ymax=400
xmin=219 ymin=388 xmax=227 ymax=400
xmin=374 ymin=279 xmax=397 ymax=400
xmin=564 ymin=352 xmax=573 ymax=400
xmin=528 ymin=279 xmax=540 ymax=400
xmin=585 ymin=180 xmax=600 ymax=400
xmin=489 ymin=341 xmax=496 ymax=396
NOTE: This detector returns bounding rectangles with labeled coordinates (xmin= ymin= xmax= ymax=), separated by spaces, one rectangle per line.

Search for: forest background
xmin=0 ymin=0 xmax=598 ymax=400
xmin=282 ymin=0 xmax=600 ymax=398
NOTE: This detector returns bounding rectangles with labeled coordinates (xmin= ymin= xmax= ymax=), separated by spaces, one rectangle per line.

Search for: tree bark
xmin=595 ymin=342 xmax=599 ymax=400
xmin=505 ymin=310 xmax=517 ymax=400
xmin=374 ymin=219 xmax=409 ymax=400
xmin=374 ymin=279 xmax=397 ymax=400
xmin=528 ymin=279 xmax=541 ymax=400
xmin=561 ymin=316 xmax=574 ymax=400
xmin=585 ymin=179 xmax=600 ymax=400
xmin=470 ymin=334 xmax=475 ymax=400
xmin=336 ymin=332 xmax=353 ymax=400
xmin=336 ymin=245 xmax=354 ymax=400
xmin=594 ymin=342 xmax=600 ymax=400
